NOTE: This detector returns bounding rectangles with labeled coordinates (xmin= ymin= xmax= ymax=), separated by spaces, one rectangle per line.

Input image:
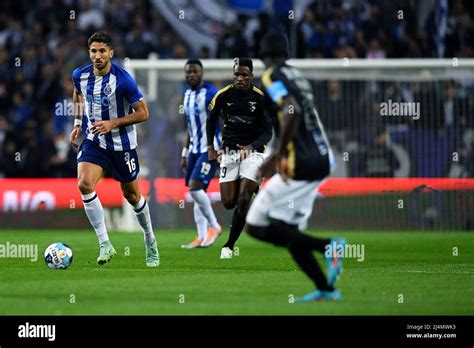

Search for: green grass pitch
xmin=0 ymin=229 xmax=473 ymax=315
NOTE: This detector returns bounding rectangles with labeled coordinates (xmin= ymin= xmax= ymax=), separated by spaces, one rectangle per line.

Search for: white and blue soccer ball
xmin=44 ymin=242 xmax=73 ymax=270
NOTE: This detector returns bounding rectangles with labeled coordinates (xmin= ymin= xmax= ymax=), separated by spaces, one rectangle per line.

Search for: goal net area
xmin=122 ymin=58 xmax=474 ymax=231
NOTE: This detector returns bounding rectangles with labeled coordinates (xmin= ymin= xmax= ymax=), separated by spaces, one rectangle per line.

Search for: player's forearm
xmin=184 ymin=132 xmax=190 ymax=149
xmin=73 ymin=90 xmax=83 ymax=124
xmin=112 ymin=109 xmax=148 ymax=128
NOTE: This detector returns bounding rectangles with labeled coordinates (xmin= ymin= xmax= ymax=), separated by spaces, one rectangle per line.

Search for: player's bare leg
xmin=78 ymin=162 xmax=116 ymax=265
xmin=78 ymin=162 xmax=103 ymax=195
xmin=219 ymin=180 xmax=240 ymax=209
xmin=218 ymin=180 xmax=239 ymax=257
xmin=121 ymin=180 xmax=159 ymax=267
xmin=183 ymin=180 xmax=220 ymax=248
xmin=221 ymin=178 xmax=258 ymax=258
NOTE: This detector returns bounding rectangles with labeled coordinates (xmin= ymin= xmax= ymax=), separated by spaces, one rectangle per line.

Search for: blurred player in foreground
xmin=207 ymin=58 xmax=272 ymax=259
xmin=246 ymin=32 xmax=346 ymax=301
xmin=69 ymin=31 xmax=159 ymax=267
xmin=180 ymin=59 xmax=223 ymax=248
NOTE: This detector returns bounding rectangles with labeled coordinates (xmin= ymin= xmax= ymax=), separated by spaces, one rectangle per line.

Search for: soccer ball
xmin=44 ymin=243 xmax=73 ymax=270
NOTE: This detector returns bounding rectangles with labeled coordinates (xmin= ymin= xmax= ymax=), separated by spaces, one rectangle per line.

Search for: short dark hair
xmin=185 ymin=58 xmax=203 ymax=69
xmin=259 ymin=32 xmax=288 ymax=59
xmin=88 ymin=31 xmax=112 ymax=48
xmin=233 ymin=57 xmax=253 ymax=72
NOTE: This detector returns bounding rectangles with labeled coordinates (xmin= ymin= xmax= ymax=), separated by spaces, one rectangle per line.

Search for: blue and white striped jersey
xmin=72 ymin=63 xmax=143 ymax=151
xmin=183 ymin=82 xmax=221 ymax=154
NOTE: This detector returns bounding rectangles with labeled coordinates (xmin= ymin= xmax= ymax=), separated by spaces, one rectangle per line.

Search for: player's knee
xmin=236 ymin=193 xmax=252 ymax=215
xmin=78 ymin=179 xmax=95 ymax=194
xmin=222 ymin=197 xmax=236 ymax=210
xmin=189 ymin=181 xmax=204 ymax=191
xmin=123 ymin=191 xmax=140 ymax=205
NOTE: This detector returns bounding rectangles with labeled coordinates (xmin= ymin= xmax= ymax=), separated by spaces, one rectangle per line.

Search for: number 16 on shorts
xmin=124 ymin=152 xmax=136 ymax=173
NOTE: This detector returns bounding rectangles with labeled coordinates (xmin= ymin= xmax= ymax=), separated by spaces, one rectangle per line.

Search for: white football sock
xmin=193 ymin=202 xmax=208 ymax=240
xmin=82 ymin=192 xmax=109 ymax=244
xmin=190 ymin=189 xmax=219 ymax=229
xmin=132 ymin=196 xmax=156 ymax=245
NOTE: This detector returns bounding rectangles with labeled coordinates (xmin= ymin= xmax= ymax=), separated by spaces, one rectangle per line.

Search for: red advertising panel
xmin=0 ymin=179 xmax=150 ymax=211
xmin=0 ymin=178 xmax=473 ymax=210
xmin=154 ymin=178 xmax=474 ymax=203
xmin=317 ymin=178 xmax=474 ymax=197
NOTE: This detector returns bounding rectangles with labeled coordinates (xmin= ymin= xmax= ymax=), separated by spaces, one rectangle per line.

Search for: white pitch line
xmin=406 ymin=270 xmax=474 ymax=274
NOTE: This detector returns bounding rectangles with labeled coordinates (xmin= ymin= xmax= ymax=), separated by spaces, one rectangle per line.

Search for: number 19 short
xmin=77 ymin=139 xmax=140 ymax=183
xmin=185 ymin=152 xmax=218 ymax=189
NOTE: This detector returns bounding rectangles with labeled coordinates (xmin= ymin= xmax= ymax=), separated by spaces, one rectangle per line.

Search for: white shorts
xmin=219 ymin=151 xmax=265 ymax=183
xmin=246 ymin=174 xmax=320 ymax=231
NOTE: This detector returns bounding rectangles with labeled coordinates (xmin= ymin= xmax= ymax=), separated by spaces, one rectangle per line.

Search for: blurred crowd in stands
xmin=219 ymin=0 xmax=474 ymax=59
xmin=313 ymin=79 xmax=474 ymax=178
xmin=0 ymin=0 xmax=473 ymax=178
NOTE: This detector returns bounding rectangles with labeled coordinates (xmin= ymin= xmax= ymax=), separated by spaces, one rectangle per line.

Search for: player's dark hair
xmin=185 ymin=58 xmax=203 ymax=69
xmin=88 ymin=31 xmax=112 ymax=48
xmin=259 ymin=32 xmax=288 ymax=59
xmin=233 ymin=57 xmax=253 ymax=72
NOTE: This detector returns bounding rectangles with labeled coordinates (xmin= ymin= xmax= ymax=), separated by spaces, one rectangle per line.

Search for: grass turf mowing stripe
xmin=0 ymin=230 xmax=472 ymax=315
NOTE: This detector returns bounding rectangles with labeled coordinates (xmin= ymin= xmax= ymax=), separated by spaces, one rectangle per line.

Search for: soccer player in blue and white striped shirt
xmin=69 ymin=31 xmax=159 ymax=267
xmin=180 ymin=59 xmax=222 ymax=248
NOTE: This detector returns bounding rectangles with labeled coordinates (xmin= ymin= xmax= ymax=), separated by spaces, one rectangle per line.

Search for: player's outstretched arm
xmin=91 ymin=99 xmax=149 ymax=136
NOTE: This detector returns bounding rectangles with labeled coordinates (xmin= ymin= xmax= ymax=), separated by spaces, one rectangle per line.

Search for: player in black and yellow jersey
xmin=246 ymin=32 xmax=346 ymax=302
xmin=206 ymin=58 xmax=272 ymax=259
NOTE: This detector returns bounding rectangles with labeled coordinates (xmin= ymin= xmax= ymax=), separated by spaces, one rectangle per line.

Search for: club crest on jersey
xmin=103 ymin=83 xmax=112 ymax=96
xmin=248 ymin=101 xmax=257 ymax=112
